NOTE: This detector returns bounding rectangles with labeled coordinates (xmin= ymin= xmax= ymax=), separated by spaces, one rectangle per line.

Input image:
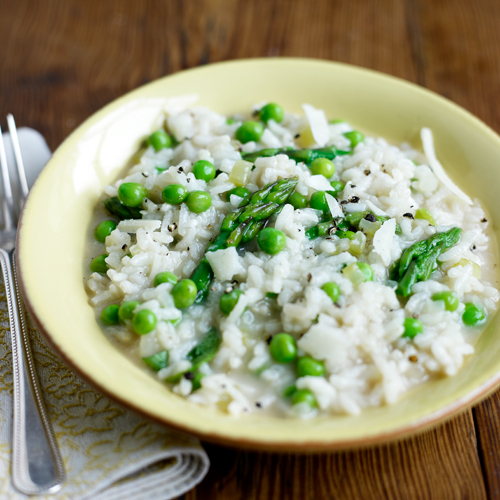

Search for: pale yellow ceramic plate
xmin=17 ymin=58 xmax=500 ymax=451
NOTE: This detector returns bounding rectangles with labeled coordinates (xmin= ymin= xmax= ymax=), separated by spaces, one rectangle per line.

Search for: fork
xmin=0 ymin=115 xmax=65 ymax=494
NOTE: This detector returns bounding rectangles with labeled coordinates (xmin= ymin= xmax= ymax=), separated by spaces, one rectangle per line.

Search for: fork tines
xmin=0 ymin=115 xmax=30 ymax=231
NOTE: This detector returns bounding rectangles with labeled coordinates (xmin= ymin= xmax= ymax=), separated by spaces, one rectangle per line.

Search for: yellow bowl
xmin=17 ymin=58 xmax=500 ymax=451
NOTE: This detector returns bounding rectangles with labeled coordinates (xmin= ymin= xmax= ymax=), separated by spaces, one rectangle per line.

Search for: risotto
xmin=85 ymin=101 xmax=499 ymax=417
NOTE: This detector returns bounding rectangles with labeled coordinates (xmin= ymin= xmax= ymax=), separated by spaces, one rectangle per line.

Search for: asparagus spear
xmin=186 ymin=327 xmax=222 ymax=369
xmin=239 ymin=202 xmax=280 ymax=222
xmin=142 ymin=350 xmax=169 ymax=371
xmin=240 ymin=179 xmax=280 ymax=207
xmin=220 ymin=208 xmax=244 ymax=232
xmin=190 ymin=176 xmax=298 ymax=302
xmin=397 ymin=227 xmax=462 ymax=280
xmin=205 ymin=231 xmax=231 ymax=253
xmin=241 ymin=218 xmax=268 ymax=243
xmin=190 ymin=258 xmax=214 ymax=304
xmin=166 ymin=327 xmax=222 ymax=383
xmin=241 ymin=146 xmax=350 ymax=164
xmin=190 ymin=232 xmax=231 ymax=304
xmin=226 ymin=220 xmax=252 ymax=247
xmin=103 ymin=196 xmax=142 ymax=220
xmin=395 ymin=227 xmax=462 ymax=296
xmin=397 ymin=239 xmax=429 ymax=279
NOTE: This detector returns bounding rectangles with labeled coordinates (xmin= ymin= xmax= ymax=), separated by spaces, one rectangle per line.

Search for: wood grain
xmin=188 ymin=413 xmax=485 ymax=500
xmin=1 ymin=0 xmax=500 ymax=498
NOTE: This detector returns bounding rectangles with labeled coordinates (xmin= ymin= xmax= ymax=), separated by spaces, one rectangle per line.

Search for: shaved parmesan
xmin=302 ymin=104 xmax=329 ymax=147
xmin=305 ymin=175 xmax=332 ymax=191
xmin=420 ymin=128 xmax=472 ymax=205
xmin=373 ymin=219 xmax=396 ymax=266
xmin=205 ymin=247 xmax=246 ymax=281
xmin=298 ymin=322 xmax=349 ymax=370
xmin=325 ymin=193 xmax=343 ymax=218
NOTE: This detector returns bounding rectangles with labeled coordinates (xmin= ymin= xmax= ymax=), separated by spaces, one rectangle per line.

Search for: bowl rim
xmin=16 ymin=57 xmax=500 ymax=452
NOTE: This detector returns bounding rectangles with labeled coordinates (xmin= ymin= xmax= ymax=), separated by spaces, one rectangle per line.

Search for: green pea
xmin=310 ymin=158 xmax=335 ymax=178
xmin=235 ymin=121 xmax=264 ymax=144
xmin=463 ymin=303 xmax=486 ymax=326
xmin=257 ymin=228 xmax=287 ymax=255
xmin=321 ymin=282 xmax=341 ymax=303
xmin=95 ymin=220 xmax=117 ymax=243
xmin=118 ymin=301 xmax=140 ymax=322
xmin=288 ymin=192 xmax=309 ymax=209
xmin=344 ymin=130 xmax=364 ymax=148
xmin=193 ymin=160 xmax=216 ymax=182
xmin=329 ymin=180 xmax=345 ymax=197
xmin=266 ymin=292 xmax=278 ymax=299
xmin=154 ymin=272 xmax=178 ymax=287
xmin=162 ymin=184 xmax=187 ymax=205
xmin=225 ymin=186 xmax=251 ymax=202
xmin=101 ymin=304 xmax=119 ymax=325
xmin=132 ymin=309 xmax=157 ymax=335
xmin=90 ymin=254 xmax=108 ymax=274
xmin=309 ymin=191 xmax=329 ymax=212
xmin=291 ymin=389 xmax=317 ymax=408
xmin=329 ymin=119 xmax=344 ymax=124
xmin=220 ymin=289 xmax=243 ymax=315
xmin=415 ymin=208 xmax=437 ymax=226
xmin=432 ymin=291 xmax=459 ymax=312
xmin=186 ymin=191 xmax=212 ymax=213
xmin=283 ymin=385 xmax=297 ymax=397
xmin=155 ymin=166 xmax=168 ymax=173
xmin=142 ymin=350 xmax=169 ymax=371
xmin=403 ymin=317 xmax=424 ymax=339
xmin=259 ymin=103 xmax=284 ymax=124
xmin=147 ymin=130 xmax=173 ymax=151
xmin=269 ymin=333 xmax=297 ymax=363
xmin=118 ymin=182 xmax=147 ymax=207
xmin=226 ymin=117 xmax=237 ymax=125
xmin=357 ymin=262 xmax=373 ymax=281
xmin=172 ymin=279 xmax=197 ymax=309
xmin=297 ymin=356 xmax=325 ymax=377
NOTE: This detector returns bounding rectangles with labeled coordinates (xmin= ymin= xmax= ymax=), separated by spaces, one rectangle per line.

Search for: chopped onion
xmin=229 ymin=159 xmax=253 ymax=186
xmin=454 ymin=258 xmax=481 ymax=278
xmin=342 ymin=262 xmax=367 ymax=286
xmin=359 ymin=218 xmax=381 ymax=237
xmin=348 ymin=232 xmax=366 ymax=257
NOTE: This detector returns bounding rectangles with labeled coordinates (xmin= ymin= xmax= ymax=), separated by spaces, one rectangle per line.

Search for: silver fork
xmin=0 ymin=115 xmax=65 ymax=494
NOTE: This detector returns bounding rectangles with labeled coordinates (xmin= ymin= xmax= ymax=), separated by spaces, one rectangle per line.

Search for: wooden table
xmin=2 ymin=0 xmax=500 ymax=497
